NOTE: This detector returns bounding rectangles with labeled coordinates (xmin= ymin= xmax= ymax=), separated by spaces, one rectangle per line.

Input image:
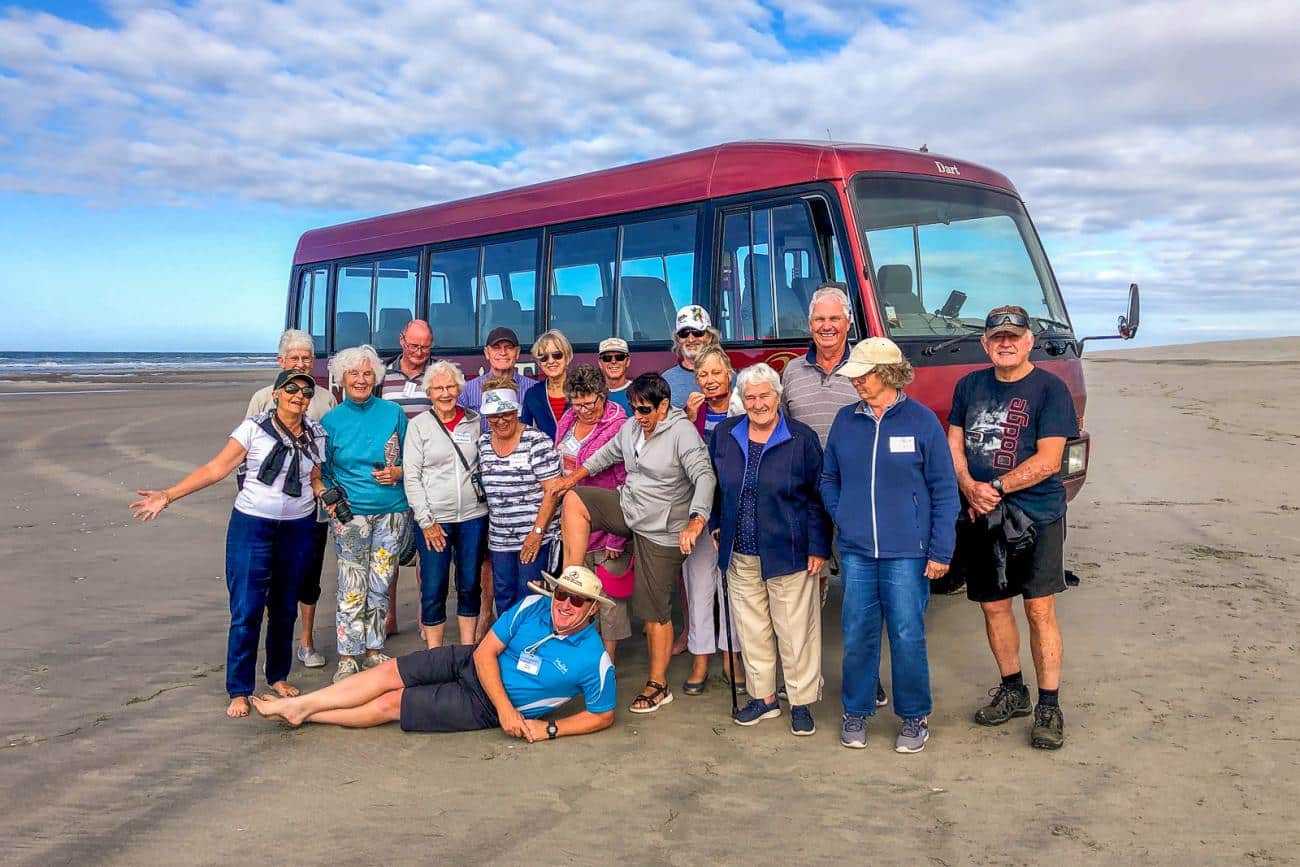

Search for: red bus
xmin=287 ymin=139 xmax=1136 ymax=508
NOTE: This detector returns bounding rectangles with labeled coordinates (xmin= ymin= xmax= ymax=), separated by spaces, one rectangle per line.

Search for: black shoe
xmin=876 ymin=683 xmax=888 ymax=707
xmin=1030 ymin=704 xmax=1065 ymax=749
xmin=974 ymin=684 xmax=1032 ymax=726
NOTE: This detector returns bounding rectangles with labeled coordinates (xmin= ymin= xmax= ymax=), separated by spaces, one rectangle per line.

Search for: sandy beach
xmin=2 ymin=340 xmax=1297 ymax=866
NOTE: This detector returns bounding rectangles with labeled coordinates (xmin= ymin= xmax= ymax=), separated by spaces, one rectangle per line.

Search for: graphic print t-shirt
xmin=948 ymin=367 xmax=1079 ymax=525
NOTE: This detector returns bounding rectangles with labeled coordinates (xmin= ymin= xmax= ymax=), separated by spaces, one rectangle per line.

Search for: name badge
xmin=516 ymin=651 xmax=542 ymax=676
xmin=889 ymin=436 xmax=915 ymax=453
xmin=452 ymin=428 xmax=473 ymax=445
xmin=403 ymin=381 xmax=419 ymax=397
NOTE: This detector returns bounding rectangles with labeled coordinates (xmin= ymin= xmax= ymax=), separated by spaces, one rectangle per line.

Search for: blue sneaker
xmin=895 ymin=717 xmax=929 ymax=753
xmin=732 ymin=697 xmax=781 ymax=726
xmin=790 ymin=705 xmax=816 ymax=736
xmin=840 ymin=713 xmax=868 ymax=748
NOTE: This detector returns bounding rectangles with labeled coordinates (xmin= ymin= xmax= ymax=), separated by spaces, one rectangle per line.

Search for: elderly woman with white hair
xmin=403 ymin=361 xmax=488 ymax=649
xmin=709 ymin=363 xmax=831 ymax=735
xmin=320 ymin=344 xmax=411 ymax=682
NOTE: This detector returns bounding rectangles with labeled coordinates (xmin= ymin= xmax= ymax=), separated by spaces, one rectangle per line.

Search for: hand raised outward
xmin=924 ymin=560 xmax=950 ymax=580
xmin=807 ymin=556 xmax=826 ymax=576
xmin=130 ymin=490 xmax=171 ymax=521
xmin=423 ymin=523 xmax=447 ymax=553
xmin=678 ymin=516 xmax=706 ymax=555
xmin=964 ymin=480 xmax=1001 ymax=516
xmin=684 ymin=392 xmax=706 ymax=421
xmin=499 ymin=707 xmax=531 ymax=740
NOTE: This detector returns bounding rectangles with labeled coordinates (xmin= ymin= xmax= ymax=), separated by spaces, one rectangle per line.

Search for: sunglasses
xmin=552 ymin=587 xmax=591 ymax=606
xmin=631 ymin=403 xmax=657 ymax=416
xmin=985 ymin=311 xmax=1031 ymax=330
xmin=281 ymin=382 xmax=315 ymax=397
xmin=599 ymin=352 xmax=628 ymax=363
xmin=537 ymin=351 xmax=565 ymax=362
xmin=676 ymin=328 xmax=707 ymax=339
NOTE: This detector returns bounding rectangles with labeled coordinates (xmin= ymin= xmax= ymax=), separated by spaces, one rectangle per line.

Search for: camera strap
xmin=431 ymin=410 xmax=475 ymax=476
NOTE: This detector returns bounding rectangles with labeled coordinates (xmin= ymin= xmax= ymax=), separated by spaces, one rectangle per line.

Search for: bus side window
xmin=480 ymin=236 xmax=539 ymax=345
xmin=334 ymin=262 xmax=374 ymax=351
xmin=295 ymin=266 xmax=329 ymax=353
xmin=617 ymin=212 xmax=696 ymax=343
xmin=428 ymin=246 xmax=479 ymax=349
xmin=373 ymin=255 xmax=417 ymax=352
xmin=719 ymin=202 xmax=828 ymax=343
xmin=550 ymin=226 xmax=616 ymax=346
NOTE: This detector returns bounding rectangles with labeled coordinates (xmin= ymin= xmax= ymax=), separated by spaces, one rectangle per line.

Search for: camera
xmin=319 ymin=486 xmax=353 ymax=524
xmin=470 ymin=470 xmax=487 ymax=504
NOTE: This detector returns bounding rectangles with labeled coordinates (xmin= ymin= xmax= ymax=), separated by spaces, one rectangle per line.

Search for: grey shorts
xmin=574 ymin=486 xmax=684 ymax=624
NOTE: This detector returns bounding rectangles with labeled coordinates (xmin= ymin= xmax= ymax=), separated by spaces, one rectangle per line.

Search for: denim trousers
xmin=224 ymin=508 xmax=318 ymax=698
xmin=415 ymin=516 xmax=487 ymax=626
xmin=840 ymin=552 xmax=932 ymax=719
xmin=490 ymin=542 xmax=552 ymax=615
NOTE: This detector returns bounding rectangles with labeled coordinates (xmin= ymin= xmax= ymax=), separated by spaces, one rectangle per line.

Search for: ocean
xmin=0 ymin=351 xmax=278 ymax=375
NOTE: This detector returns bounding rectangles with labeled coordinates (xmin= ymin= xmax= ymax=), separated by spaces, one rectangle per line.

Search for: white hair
xmin=329 ymin=344 xmax=384 ymax=383
xmin=422 ymin=359 xmax=466 ymax=392
xmin=277 ymin=329 xmax=314 ymax=356
xmin=735 ymin=362 xmax=783 ymax=399
xmin=808 ymin=284 xmax=854 ymax=324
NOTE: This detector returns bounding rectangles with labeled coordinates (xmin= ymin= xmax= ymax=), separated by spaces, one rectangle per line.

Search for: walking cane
xmin=718 ymin=545 xmax=740 ymax=716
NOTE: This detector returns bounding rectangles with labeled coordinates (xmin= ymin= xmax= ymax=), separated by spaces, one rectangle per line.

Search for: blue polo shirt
xmin=491 ymin=595 xmax=616 ymax=718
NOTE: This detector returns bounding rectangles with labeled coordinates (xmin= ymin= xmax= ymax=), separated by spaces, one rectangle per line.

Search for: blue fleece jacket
xmin=709 ymin=412 xmax=831 ymax=579
xmin=320 ymin=395 xmax=410 ymax=516
xmin=819 ymin=394 xmax=959 ymax=563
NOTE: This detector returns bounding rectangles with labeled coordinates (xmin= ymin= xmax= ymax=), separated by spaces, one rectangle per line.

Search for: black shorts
xmin=962 ymin=516 xmax=1066 ymax=603
xmin=298 ymin=520 xmax=330 ymax=606
xmin=396 ymin=645 xmax=500 ymax=733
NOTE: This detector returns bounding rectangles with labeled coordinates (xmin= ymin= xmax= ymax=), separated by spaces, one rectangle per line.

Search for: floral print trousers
xmin=332 ymin=511 xmax=410 ymax=656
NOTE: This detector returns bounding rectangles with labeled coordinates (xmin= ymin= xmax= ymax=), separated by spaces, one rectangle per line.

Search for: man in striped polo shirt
xmin=379 ymin=319 xmax=435 ymax=419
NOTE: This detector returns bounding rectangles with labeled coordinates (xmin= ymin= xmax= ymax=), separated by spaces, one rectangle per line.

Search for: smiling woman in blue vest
xmin=709 ymin=363 xmax=831 ymax=736
xmin=130 ymin=369 xmax=328 ymax=719
xmin=820 ymin=338 xmax=959 ymax=754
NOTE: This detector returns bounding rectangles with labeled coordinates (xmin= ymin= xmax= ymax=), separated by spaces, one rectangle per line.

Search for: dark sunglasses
xmin=281 ymin=382 xmax=315 ymax=397
xmin=985 ymin=311 xmax=1031 ymax=330
xmin=552 ymin=587 xmax=591 ymax=606
xmin=599 ymin=352 xmax=628 ymax=363
xmin=676 ymin=328 xmax=707 ymax=339
xmin=631 ymin=403 xmax=656 ymax=415
xmin=537 ymin=351 xmax=565 ymax=362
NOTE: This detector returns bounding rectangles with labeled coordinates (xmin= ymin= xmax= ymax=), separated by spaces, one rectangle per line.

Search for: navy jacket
xmin=709 ymin=412 xmax=831 ymax=579
xmin=819 ymin=394 xmax=959 ymax=563
xmin=520 ymin=381 xmax=564 ymax=441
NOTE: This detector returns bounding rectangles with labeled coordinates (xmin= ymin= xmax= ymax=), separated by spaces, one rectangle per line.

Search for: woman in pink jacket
xmin=555 ymin=364 xmax=631 ymax=657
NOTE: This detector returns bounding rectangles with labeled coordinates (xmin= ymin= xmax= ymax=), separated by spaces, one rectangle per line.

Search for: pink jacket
xmin=556 ymin=399 xmax=629 ymax=554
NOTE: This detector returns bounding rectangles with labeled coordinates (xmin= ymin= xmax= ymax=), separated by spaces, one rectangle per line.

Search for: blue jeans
xmin=415 ymin=516 xmax=487 ymax=626
xmin=490 ymin=542 xmax=552 ymax=615
xmin=840 ymin=552 xmax=932 ymax=719
xmin=224 ymin=509 xmax=318 ymax=698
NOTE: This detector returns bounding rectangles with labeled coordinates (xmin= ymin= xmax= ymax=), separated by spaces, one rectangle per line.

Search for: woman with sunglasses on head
xmin=130 ymin=369 xmax=329 ymax=719
xmin=554 ymin=364 xmax=631 ymax=658
xmin=520 ymin=329 xmax=573 ymax=441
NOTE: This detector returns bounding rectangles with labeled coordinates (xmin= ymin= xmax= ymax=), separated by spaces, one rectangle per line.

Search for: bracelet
xmin=162 ymin=491 xmax=173 ymax=507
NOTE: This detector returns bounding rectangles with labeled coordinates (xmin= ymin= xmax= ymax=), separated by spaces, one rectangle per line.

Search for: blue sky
xmin=1 ymin=0 xmax=1298 ymax=352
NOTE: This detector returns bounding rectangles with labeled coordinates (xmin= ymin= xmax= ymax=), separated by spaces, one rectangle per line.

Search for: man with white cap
xmin=661 ymin=305 xmax=720 ymax=408
xmin=251 ymin=565 xmax=617 ymax=741
xmin=946 ymin=305 xmax=1078 ymax=750
xmin=597 ymin=336 xmax=633 ymax=414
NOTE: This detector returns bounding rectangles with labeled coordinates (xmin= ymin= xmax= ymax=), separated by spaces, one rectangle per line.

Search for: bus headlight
xmin=1064 ymin=441 xmax=1087 ymax=476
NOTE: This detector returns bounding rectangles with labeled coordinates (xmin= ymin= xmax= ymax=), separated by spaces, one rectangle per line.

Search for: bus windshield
xmin=853 ymin=176 xmax=1070 ymax=338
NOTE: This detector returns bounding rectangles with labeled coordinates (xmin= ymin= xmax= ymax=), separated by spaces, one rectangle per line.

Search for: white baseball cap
xmin=674 ymin=305 xmax=711 ymax=335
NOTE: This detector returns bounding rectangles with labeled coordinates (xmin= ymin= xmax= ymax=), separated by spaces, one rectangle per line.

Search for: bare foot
xmin=269 ymin=680 xmax=300 ymax=698
xmin=250 ymin=694 xmax=308 ymax=726
xmin=226 ymin=696 xmax=251 ymax=718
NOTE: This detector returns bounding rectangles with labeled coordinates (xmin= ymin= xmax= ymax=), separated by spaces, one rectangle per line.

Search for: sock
xmin=1038 ymin=688 xmax=1060 ymax=708
xmin=1001 ymin=671 xmax=1025 ymax=691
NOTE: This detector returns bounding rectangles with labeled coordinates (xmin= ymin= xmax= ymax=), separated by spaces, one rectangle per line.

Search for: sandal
xmin=629 ymin=680 xmax=674 ymax=714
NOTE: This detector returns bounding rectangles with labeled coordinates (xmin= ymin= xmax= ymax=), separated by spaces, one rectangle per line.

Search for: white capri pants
xmin=682 ymin=538 xmax=742 ymax=655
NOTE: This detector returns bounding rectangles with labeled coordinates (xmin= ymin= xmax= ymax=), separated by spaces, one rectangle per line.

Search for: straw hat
xmin=529 ymin=565 xmax=616 ymax=609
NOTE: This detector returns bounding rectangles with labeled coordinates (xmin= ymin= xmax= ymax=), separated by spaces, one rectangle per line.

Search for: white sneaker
xmin=362 ymin=652 xmax=392 ymax=670
xmin=333 ymin=657 xmax=360 ymax=683
xmin=297 ymin=644 xmax=326 ymax=668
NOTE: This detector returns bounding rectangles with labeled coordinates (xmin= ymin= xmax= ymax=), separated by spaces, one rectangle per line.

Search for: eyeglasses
xmin=571 ymin=397 xmax=603 ymax=412
xmin=631 ymin=403 xmax=656 ymax=416
xmin=537 ymin=351 xmax=565 ymax=362
xmin=676 ymin=329 xmax=707 ymax=339
xmin=599 ymin=352 xmax=628 ymax=363
xmin=552 ymin=587 xmax=591 ymax=606
xmin=486 ymin=413 xmax=517 ymax=424
xmin=281 ymin=382 xmax=316 ymax=397
xmin=985 ymin=311 xmax=1031 ymax=330
xmin=402 ymin=342 xmax=433 ymax=352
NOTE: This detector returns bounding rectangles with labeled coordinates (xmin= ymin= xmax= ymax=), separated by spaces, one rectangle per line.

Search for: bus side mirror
xmin=1078 ymin=283 xmax=1141 ymax=355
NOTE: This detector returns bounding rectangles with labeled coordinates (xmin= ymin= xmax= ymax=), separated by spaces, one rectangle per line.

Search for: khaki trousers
xmin=726 ymin=553 xmax=822 ymax=705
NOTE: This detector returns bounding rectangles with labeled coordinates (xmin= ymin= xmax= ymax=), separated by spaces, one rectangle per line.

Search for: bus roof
xmin=293 ymin=140 xmax=1018 ymax=265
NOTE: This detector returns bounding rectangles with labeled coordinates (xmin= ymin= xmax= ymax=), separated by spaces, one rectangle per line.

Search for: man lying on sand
xmin=253 ymin=566 xmax=616 ymax=742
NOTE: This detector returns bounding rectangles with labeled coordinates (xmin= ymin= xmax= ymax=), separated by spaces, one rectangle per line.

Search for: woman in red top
xmin=521 ymin=329 xmax=572 ymax=441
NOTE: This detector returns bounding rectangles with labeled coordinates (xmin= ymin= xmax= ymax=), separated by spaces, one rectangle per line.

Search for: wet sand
xmin=2 ymin=341 xmax=1297 ymax=866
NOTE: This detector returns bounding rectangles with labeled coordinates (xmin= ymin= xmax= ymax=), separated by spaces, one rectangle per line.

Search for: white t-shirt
xmin=231 ymin=418 xmax=325 ymax=520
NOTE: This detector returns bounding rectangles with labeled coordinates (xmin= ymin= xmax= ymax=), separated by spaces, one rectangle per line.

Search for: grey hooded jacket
xmin=582 ymin=407 xmax=716 ymax=547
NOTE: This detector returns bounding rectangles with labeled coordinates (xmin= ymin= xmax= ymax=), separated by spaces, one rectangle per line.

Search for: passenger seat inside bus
xmin=373 ymin=308 xmax=412 ymax=351
xmin=617 ymin=276 xmax=676 ymax=341
xmin=481 ymin=298 xmax=531 ymax=343
xmin=429 ymin=303 xmax=475 ymax=348
xmin=550 ymin=294 xmax=601 ymax=345
xmin=877 ymin=264 xmax=924 ymax=315
xmin=334 ymin=312 xmax=370 ymax=351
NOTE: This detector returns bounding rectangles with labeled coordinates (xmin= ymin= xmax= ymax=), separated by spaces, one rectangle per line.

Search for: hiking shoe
xmin=895 ymin=717 xmax=930 ymax=754
xmin=1030 ymin=704 xmax=1065 ymax=750
xmin=733 ymin=698 xmax=781 ymax=727
xmin=333 ymin=657 xmax=360 ymax=683
xmin=296 ymin=644 xmax=326 ymax=668
xmin=877 ymin=684 xmax=888 ymax=707
xmin=362 ymin=652 xmax=392 ymax=670
xmin=840 ymin=713 xmax=868 ymax=748
xmin=974 ymin=684 xmax=1032 ymax=726
xmin=790 ymin=705 xmax=816 ymax=736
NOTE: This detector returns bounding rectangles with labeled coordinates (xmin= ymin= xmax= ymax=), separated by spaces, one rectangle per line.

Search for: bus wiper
xmin=1034 ymin=317 xmax=1073 ymax=334
xmin=922 ymin=332 xmax=982 ymax=356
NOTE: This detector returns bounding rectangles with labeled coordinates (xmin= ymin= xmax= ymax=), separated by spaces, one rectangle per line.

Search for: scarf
xmin=249 ymin=411 xmax=322 ymax=498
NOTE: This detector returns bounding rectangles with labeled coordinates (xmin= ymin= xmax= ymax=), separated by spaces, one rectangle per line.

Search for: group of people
xmin=131 ymin=286 xmax=1078 ymax=753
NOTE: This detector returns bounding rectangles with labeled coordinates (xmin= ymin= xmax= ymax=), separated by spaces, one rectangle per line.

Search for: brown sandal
xmin=628 ymin=680 xmax=674 ymax=714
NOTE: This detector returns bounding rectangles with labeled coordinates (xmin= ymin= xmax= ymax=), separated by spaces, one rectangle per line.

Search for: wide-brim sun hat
xmin=529 ymin=565 xmax=616 ymax=609
xmin=836 ymin=337 xmax=905 ymax=378
xmin=480 ymin=387 xmax=520 ymax=416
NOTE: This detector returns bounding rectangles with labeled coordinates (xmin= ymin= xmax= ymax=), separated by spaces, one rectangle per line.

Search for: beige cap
xmin=529 ymin=565 xmax=616 ymax=609
xmin=598 ymin=337 xmax=629 ymax=354
xmin=836 ymin=337 xmax=905 ymax=378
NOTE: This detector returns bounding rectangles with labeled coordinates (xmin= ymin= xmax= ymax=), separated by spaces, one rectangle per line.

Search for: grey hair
xmin=564 ymin=363 xmax=608 ymax=400
xmin=532 ymin=329 xmax=573 ymax=364
xmin=421 ymin=359 xmax=466 ymax=393
xmin=278 ymin=329 xmax=314 ymax=356
xmin=672 ymin=326 xmax=721 ymax=360
xmin=329 ymin=344 xmax=385 ymax=383
xmin=735 ymin=362 xmax=783 ymax=399
xmin=808 ymin=284 xmax=854 ymax=323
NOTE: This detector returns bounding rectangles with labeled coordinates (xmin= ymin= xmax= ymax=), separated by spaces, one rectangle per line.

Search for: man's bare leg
xmin=252 ymin=658 xmax=404 ymax=726
xmin=979 ymin=599 xmax=1023 ymax=677
xmin=1023 ymin=596 xmax=1062 ymax=691
xmin=559 ymin=491 xmax=592 ymax=567
xmin=298 ymin=689 xmax=403 ymax=728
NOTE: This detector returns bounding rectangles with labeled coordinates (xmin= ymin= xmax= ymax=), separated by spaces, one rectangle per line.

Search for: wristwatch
xmin=990 ymin=477 xmax=1004 ymax=493
xmin=547 ymin=720 xmax=558 ymax=740
xmin=530 ymin=526 xmax=544 ymax=536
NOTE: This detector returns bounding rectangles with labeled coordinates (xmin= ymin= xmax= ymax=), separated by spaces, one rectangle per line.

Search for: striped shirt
xmin=477 ymin=427 xmax=562 ymax=551
xmin=780 ymin=345 xmax=861 ymax=447
xmin=458 ymin=371 xmax=539 ymax=433
xmin=379 ymin=360 xmax=432 ymax=418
